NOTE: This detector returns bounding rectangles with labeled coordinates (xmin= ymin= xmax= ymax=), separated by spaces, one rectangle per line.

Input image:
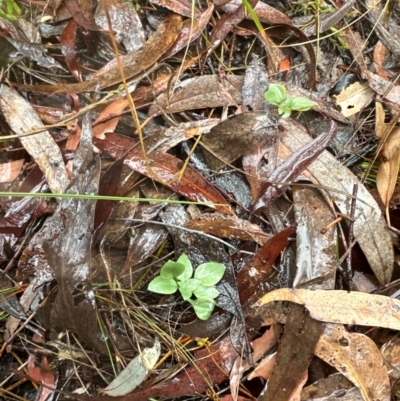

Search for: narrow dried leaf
xmin=254 ymin=288 xmax=400 ymax=331
xmin=185 ymin=213 xmax=271 ymax=245
xmin=279 ymin=118 xmax=393 ymax=284
xmin=0 ymin=84 xmax=69 ymax=194
xmin=376 ymin=127 xmax=400 ymax=207
xmin=364 ymin=70 xmax=400 ymax=107
xmin=315 ymin=324 xmax=390 ymax=401
xmin=124 ymin=152 xmax=234 ymax=215
xmin=102 ymin=339 xmax=161 ymax=396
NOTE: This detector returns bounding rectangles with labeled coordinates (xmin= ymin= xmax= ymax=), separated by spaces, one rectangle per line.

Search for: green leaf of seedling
xmin=148 ymin=276 xmax=178 ymax=294
xmin=194 ymin=262 xmax=226 ymax=286
xmin=264 ymin=83 xmax=286 ymax=105
xmin=179 ymin=285 xmax=193 ymax=301
xmin=286 ymin=96 xmax=315 ymax=111
xmin=278 ymin=107 xmax=292 ymax=118
xmin=189 ymin=297 xmax=216 ymax=320
xmin=182 ymin=278 xmax=201 ymax=291
xmin=193 ymin=285 xmax=220 ymax=299
xmin=175 ymin=254 xmax=193 ymax=281
xmin=160 ymin=261 xmax=185 ymax=279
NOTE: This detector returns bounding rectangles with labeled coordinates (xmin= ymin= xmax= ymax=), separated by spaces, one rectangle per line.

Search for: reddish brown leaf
xmin=124 ymin=152 xmax=234 ymax=215
xmin=63 ymin=0 xmax=100 ymax=30
xmin=0 ymin=159 xmax=24 ymax=183
xmin=185 ymin=213 xmax=270 ymax=244
xmin=92 ymin=98 xmax=129 ymax=139
xmin=60 ymin=19 xmax=81 ymax=81
xmin=27 ymin=355 xmax=56 ymax=401
xmin=237 ymin=225 xmax=296 ymax=304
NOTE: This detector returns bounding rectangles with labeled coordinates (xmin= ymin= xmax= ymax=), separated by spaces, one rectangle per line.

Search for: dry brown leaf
xmin=376 ymin=127 xmax=400 ymax=208
xmin=0 ymin=85 xmax=69 ymax=194
xmin=315 ymin=324 xmax=390 ymax=401
xmin=375 ymin=101 xmax=400 ymax=208
xmin=254 ymin=288 xmax=400 ymax=331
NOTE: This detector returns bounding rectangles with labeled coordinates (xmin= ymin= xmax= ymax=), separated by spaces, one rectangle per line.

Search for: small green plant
xmin=0 ymin=0 xmax=21 ymax=20
xmin=148 ymin=254 xmax=226 ymax=320
xmin=264 ymin=83 xmax=315 ymax=118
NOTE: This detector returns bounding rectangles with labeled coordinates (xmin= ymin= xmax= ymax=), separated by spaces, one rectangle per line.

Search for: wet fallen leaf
xmin=95 ymin=0 xmax=145 ymax=53
xmin=0 ymin=84 xmax=69 ymax=194
xmin=60 ymin=19 xmax=81 ymax=81
xmin=148 ymin=75 xmax=244 ymax=117
xmin=315 ymin=324 xmax=390 ymax=401
xmin=252 ymin=119 xmax=337 ymax=213
xmin=292 ymin=185 xmax=336 ymax=290
xmin=161 ymin=5 xmax=214 ymax=59
xmin=254 ymin=288 xmax=400 ymax=331
xmin=279 ymin=118 xmax=393 ymax=284
xmin=237 ymin=226 xmax=296 ymax=305
xmin=202 ymin=112 xmax=279 ymax=171
xmin=63 ymin=0 xmax=100 ymax=30
xmin=258 ymin=304 xmax=324 ymax=401
xmin=364 ymin=70 xmax=400 ymax=107
xmin=101 ymin=339 xmax=161 ymax=396
xmin=42 ymin=114 xmax=106 ymax=353
xmin=124 ymin=152 xmax=234 ymax=215
xmin=16 ymin=14 xmax=182 ymax=93
xmin=185 ymin=213 xmax=271 ymax=245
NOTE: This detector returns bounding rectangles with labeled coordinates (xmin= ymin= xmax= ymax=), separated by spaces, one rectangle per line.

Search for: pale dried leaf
xmin=254 ymin=288 xmax=400 ymax=331
xmin=0 ymin=159 xmax=24 ymax=183
xmin=333 ymin=81 xmax=374 ymax=117
xmin=376 ymin=127 xmax=400 ymax=207
xmin=102 ymin=338 xmax=161 ymax=396
xmin=381 ymin=338 xmax=400 ymax=379
xmin=315 ymin=324 xmax=390 ymax=401
xmin=0 ymin=85 xmax=69 ymax=194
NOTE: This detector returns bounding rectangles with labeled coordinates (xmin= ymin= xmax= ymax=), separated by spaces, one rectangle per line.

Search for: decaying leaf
xmin=333 ymin=81 xmax=374 ymax=117
xmin=279 ymin=118 xmax=393 ymax=284
xmin=315 ymin=324 xmax=390 ymax=401
xmin=254 ymin=288 xmax=400 ymax=331
xmin=0 ymin=84 xmax=69 ymax=194
xmin=101 ymin=338 xmax=161 ymax=397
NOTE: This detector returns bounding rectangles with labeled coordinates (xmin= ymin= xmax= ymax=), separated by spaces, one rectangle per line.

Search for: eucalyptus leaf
xmin=264 ymin=83 xmax=286 ymax=105
xmin=175 ymin=253 xmax=193 ymax=281
xmin=148 ymin=276 xmax=178 ymax=294
xmin=160 ymin=261 xmax=185 ymax=279
xmin=194 ymin=262 xmax=226 ymax=286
